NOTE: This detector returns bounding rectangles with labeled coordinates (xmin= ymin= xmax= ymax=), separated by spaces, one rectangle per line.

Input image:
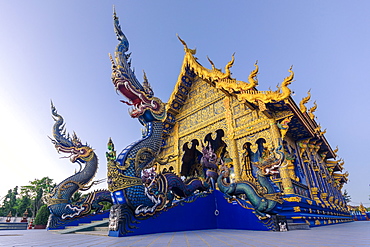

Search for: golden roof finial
xmin=207 ymin=56 xmax=220 ymax=71
xmin=320 ymin=128 xmax=327 ymax=136
xmin=308 ymin=101 xmax=317 ymax=120
xmin=247 ymin=60 xmax=259 ymax=87
xmin=275 ymin=65 xmax=294 ymax=100
xmin=177 ymin=34 xmax=196 ymax=55
xmin=236 ymin=65 xmax=294 ymax=103
xmin=299 ymin=89 xmax=311 ymax=113
xmin=223 ymin=53 xmax=235 ymax=79
xmin=339 ymin=159 xmax=345 ymax=166
xmin=333 ymin=146 xmax=339 ymax=157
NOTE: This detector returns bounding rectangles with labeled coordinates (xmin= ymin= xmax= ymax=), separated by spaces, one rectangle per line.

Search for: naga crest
xmin=109 ymin=10 xmax=166 ymax=121
xmin=50 ymin=102 xmax=94 ymax=163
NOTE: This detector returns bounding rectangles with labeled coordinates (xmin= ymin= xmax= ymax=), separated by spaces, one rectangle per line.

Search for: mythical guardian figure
xmin=107 ymin=10 xmax=209 ymax=235
xmin=46 ymin=103 xmax=112 ymax=229
xmin=217 ymin=143 xmax=284 ymax=219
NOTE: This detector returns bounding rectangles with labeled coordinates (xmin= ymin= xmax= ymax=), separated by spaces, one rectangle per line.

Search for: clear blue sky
xmin=0 ymin=1 xmax=369 ymax=206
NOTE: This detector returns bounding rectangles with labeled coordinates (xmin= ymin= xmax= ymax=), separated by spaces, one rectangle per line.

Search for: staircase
xmin=286 ymin=219 xmax=310 ymax=230
xmin=57 ymin=218 xmax=109 ymax=235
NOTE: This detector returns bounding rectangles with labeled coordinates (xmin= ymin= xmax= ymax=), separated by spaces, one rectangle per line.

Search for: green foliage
xmin=34 ymin=205 xmax=50 ymax=225
xmin=20 ymin=177 xmax=55 ymax=217
xmin=15 ymin=195 xmax=32 ymax=217
xmin=70 ymin=191 xmax=84 ymax=204
xmin=100 ymin=201 xmax=112 ymax=211
xmin=0 ymin=177 xmax=54 ymax=217
xmin=0 ymin=187 xmax=18 ymax=216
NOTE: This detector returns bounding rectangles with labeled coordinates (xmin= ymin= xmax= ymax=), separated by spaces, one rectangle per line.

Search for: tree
xmin=20 ymin=177 xmax=55 ymax=217
xmin=15 ymin=195 xmax=32 ymax=218
xmin=70 ymin=191 xmax=83 ymax=204
xmin=34 ymin=205 xmax=50 ymax=226
xmin=0 ymin=187 xmax=18 ymax=217
xmin=0 ymin=177 xmax=55 ymax=217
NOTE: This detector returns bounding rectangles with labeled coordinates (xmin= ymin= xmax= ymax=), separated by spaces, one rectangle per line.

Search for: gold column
xmin=223 ymin=96 xmax=241 ymax=181
xmin=173 ymin=122 xmax=180 ymax=174
xmin=280 ymin=163 xmax=295 ymax=194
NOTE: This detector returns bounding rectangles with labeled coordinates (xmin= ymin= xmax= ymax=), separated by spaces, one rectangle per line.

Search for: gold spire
xmin=299 ymin=89 xmax=311 ymax=113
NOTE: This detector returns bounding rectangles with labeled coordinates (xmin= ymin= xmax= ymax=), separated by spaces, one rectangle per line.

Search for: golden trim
xmin=283 ymin=196 xmax=302 ymax=202
xmin=293 ymin=206 xmax=301 ymax=212
xmin=108 ymin=175 xmax=143 ymax=192
xmin=47 ymin=198 xmax=68 ymax=206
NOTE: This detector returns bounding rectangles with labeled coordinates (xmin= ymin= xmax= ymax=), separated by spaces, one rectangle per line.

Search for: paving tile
xmin=0 ymin=221 xmax=369 ymax=247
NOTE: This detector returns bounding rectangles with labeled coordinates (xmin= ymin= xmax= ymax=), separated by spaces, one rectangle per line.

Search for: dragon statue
xmin=217 ymin=144 xmax=284 ymax=219
xmin=148 ymin=172 xmax=209 ymax=207
xmin=107 ymin=10 xmax=210 ymax=235
xmin=46 ymin=103 xmax=112 ymax=229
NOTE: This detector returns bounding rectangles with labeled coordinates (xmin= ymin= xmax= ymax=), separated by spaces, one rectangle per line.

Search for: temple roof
xmin=164 ymin=37 xmax=336 ymax=159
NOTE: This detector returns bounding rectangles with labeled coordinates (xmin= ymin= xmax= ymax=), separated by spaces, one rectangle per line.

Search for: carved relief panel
xmin=160 ymin=78 xmax=229 ymax=173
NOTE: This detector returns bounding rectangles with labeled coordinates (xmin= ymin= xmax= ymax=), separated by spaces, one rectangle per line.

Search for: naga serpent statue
xmin=46 ymin=103 xmax=112 ymax=229
xmin=217 ymin=144 xmax=284 ymax=219
xmin=148 ymin=172 xmax=209 ymax=207
xmin=107 ymin=10 xmax=209 ymax=235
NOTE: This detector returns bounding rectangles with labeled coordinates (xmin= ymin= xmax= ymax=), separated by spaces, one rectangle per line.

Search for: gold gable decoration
xmin=174 ymin=36 xmax=294 ymax=105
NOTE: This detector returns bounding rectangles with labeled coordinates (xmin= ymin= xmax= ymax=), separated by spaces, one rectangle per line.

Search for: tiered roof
xmin=163 ymin=37 xmax=348 ymax=187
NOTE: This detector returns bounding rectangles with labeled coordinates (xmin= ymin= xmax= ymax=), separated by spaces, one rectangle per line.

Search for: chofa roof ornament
xmin=176 ymin=36 xmax=294 ymax=104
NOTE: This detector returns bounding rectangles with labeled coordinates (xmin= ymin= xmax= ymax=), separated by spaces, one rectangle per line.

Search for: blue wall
xmin=109 ymin=190 xmax=270 ymax=237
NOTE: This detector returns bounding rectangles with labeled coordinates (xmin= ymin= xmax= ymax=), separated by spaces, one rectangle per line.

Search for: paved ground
xmin=0 ymin=221 xmax=369 ymax=247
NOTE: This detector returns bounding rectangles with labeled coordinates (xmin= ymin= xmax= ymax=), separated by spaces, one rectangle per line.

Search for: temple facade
xmin=46 ymin=10 xmax=353 ymax=236
xmin=158 ymin=37 xmax=351 ymax=227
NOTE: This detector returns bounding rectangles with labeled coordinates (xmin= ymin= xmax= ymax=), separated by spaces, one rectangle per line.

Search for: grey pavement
xmin=0 ymin=221 xmax=369 ymax=247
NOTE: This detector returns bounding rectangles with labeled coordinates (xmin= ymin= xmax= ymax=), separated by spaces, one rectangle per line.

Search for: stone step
xmin=57 ymin=219 xmax=109 ymax=234
xmin=287 ymin=222 xmax=310 ymax=230
xmin=75 ymin=230 xmax=108 ymax=236
xmin=63 ymin=218 xmax=108 ymax=229
xmin=0 ymin=222 xmax=28 ymax=230
xmin=94 ymin=226 xmax=108 ymax=231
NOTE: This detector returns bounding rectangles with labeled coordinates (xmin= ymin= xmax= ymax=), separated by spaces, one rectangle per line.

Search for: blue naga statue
xmin=107 ymin=10 xmax=208 ymax=234
xmin=217 ymin=144 xmax=284 ymax=219
xmin=46 ymin=103 xmax=112 ymax=229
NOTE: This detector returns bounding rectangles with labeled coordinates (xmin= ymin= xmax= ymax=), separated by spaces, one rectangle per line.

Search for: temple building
xmin=46 ymin=10 xmax=353 ymax=236
xmin=158 ymin=37 xmax=351 ymax=227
